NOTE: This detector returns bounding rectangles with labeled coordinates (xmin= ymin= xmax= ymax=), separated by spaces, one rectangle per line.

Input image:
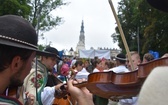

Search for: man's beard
xmin=9 ymin=63 xmax=25 ymax=87
xmin=9 ymin=76 xmax=23 ymax=88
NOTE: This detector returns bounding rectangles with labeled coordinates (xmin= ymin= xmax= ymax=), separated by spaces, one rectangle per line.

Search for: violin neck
xmin=74 ymin=81 xmax=87 ymax=88
xmin=62 ymin=81 xmax=87 ymax=89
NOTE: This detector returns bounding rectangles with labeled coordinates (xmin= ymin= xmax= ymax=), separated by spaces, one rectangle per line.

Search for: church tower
xmin=76 ymin=20 xmax=85 ymax=53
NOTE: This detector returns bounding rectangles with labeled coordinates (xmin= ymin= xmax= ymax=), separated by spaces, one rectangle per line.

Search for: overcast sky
xmin=38 ymin=0 xmax=120 ymax=51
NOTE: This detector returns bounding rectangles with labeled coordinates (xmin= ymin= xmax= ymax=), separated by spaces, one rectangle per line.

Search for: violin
xmin=85 ymin=57 xmax=168 ymax=100
xmin=53 ymin=70 xmax=141 ymax=100
xmin=53 ymin=57 xmax=168 ymax=101
xmin=86 ymin=70 xmax=142 ymax=100
xmin=54 ymin=57 xmax=167 ymax=101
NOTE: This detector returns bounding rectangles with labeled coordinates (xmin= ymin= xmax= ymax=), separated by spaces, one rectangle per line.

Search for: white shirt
xmin=93 ymin=68 xmax=100 ymax=73
xmin=75 ymin=68 xmax=90 ymax=79
xmin=109 ymin=65 xmax=130 ymax=73
xmin=41 ymin=86 xmax=55 ymax=105
xmin=118 ymin=97 xmax=138 ymax=105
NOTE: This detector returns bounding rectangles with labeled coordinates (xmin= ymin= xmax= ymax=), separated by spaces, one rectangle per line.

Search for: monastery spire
xmin=76 ymin=20 xmax=85 ymax=53
xmin=80 ymin=20 xmax=84 ymax=33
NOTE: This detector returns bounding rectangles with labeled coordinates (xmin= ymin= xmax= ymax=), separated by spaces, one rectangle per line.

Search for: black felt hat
xmin=0 ymin=15 xmax=52 ymax=56
xmin=43 ymin=47 xmax=61 ymax=60
xmin=147 ymin=0 xmax=168 ymax=12
xmin=115 ymin=53 xmax=127 ymax=61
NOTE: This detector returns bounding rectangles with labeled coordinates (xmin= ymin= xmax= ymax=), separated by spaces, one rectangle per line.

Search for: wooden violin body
xmin=53 ymin=95 xmax=72 ymax=105
xmin=86 ymin=71 xmax=142 ymax=99
xmin=86 ymin=57 xmax=168 ymax=100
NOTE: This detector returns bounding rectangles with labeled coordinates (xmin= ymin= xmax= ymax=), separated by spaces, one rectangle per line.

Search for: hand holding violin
xmin=67 ymin=79 xmax=94 ymax=105
xmin=54 ymin=79 xmax=88 ymax=99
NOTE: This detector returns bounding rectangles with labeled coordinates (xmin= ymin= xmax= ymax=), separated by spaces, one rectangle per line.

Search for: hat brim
xmin=147 ymin=0 xmax=168 ymax=12
xmin=115 ymin=55 xmax=127 ymax=61
xmin=115 ymin=57 xmax=127 ymax=61
xmin=0 ymin=38 xmax=61 ymax=60
xmin=0 ymin=38 xmax=38 ymax=51
xmin=36 ymin=50 xmax=62 ymax=60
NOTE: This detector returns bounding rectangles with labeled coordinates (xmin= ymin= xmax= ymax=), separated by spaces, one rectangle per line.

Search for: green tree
xmin=27 ymin=0 xmax=68 ymax=35
xmin=0 ymin=0 xmax=31 ymax=18
xmin=0 ymin=0 xmax=68 ymax=51
xmin=139 ymin=0 xmax=168 ymax=56
xmin=112 ymin=0 xmax=168 ymax=56
xmin=0 ymin=0 xmax=68 ymax=36
xmin=112 ymin=0 xmax=143 ymax=53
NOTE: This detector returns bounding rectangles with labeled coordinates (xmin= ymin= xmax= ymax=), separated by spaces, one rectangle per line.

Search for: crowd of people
xmin=0 ymin=0 xmax=168 ymax=105
xmin=16 ymin=44 xmax=160 ymax=105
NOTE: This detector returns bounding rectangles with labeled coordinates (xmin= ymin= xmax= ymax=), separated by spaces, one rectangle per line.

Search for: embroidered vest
xmin=24 ymin=61 xmax=48 ymax=105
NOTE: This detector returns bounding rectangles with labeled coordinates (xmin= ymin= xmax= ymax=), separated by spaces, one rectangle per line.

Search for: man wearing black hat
xmin=109 ymin=53 xmax=129 ymax=73
xmin=0 ymin=15 xmax=48 ymax=104
xmin=41 ymin=47 xmax=62 ymax=87
xmin=0 ymin=14 xmax=68 ymax=105
xmin=24 ymin=46 xmax=64 ymax=105
xmin=107 ymin=53 xmax=130 ymax=105
xmin=40 ymin=47 xmax=63 ymax=105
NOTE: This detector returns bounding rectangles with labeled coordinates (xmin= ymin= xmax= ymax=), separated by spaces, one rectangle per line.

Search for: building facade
xmin=66 ymin=20 xmax=121 ymax=59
